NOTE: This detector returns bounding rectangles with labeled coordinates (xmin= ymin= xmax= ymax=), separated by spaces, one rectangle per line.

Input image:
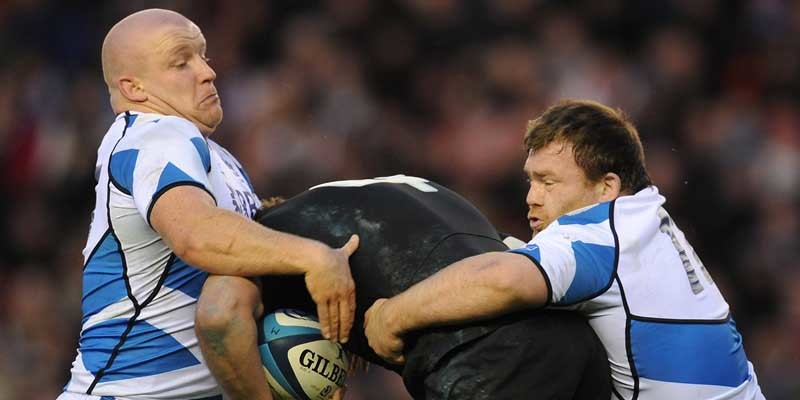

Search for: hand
xmin=305 ymin=234 xmax=359 ymax=343
xmin=364 ymin=298 xmax=406 ymax=364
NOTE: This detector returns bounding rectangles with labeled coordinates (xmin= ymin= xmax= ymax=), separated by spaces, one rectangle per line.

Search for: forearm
xmin=170 ymin=207 xmax=331 ymax=276
xmin=385 ymin=252 xmax=548 ymax=334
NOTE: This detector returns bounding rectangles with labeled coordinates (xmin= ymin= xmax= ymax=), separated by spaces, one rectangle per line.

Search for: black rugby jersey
xmin=256 ymin=176 xmax=611 ymax=399
xmin=257 ymin=177 xmax=507 ymax=372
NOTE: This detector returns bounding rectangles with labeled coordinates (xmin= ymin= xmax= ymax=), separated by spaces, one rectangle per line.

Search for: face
xmin=139 ymin=23 xmax=222 ymax=134
xmin=524 ymin=141 xmax=605 ymax=237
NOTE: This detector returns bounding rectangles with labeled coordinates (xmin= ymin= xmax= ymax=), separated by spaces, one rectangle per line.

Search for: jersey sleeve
xmin=508 ymin=228 xmax=616 ymax=306
xmin=109 ymin=120 xmax=214 ymax=226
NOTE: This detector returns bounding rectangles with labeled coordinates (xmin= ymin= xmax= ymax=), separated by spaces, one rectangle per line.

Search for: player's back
xmin=258 ymin=176 xmax=612 ymax=400
xmin=613 ymin=188 xmax=763 ymax=399
xmin=258 ymin=176 xmax=509 ymax=370
xmin=512 ymin=186 xmax=763 ymax=399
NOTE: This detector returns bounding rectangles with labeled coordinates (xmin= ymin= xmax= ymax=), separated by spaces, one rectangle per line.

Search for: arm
xmin=196 ymin=275 xmax=271 ymax=400
xmin=364 ymin=251 xmax=548 ymax=363
xmin=153 ymin=185 xmax=358 ymax=341
xmin=152 ymin=185 xmax=339 ymax=277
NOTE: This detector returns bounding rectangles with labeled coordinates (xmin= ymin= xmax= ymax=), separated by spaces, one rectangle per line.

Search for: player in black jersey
xmin=251 ymin=176 xmax=611 ymax=399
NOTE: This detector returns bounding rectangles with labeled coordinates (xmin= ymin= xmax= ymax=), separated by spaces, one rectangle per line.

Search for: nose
xmin=199 ymin=58 xmax=217 ymax=83
xmin=526 ymin=182 xmax=543 ymax=207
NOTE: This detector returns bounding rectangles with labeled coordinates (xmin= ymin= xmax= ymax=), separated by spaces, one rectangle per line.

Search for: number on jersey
xmin=310 ymin=175 xmax=438 ymax=192
xmin=657 ymin=207 xmax=715 ymax=294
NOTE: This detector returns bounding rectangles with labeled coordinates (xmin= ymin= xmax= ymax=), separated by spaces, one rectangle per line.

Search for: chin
xmin=202 ymin=109 xmax=223 ymax=132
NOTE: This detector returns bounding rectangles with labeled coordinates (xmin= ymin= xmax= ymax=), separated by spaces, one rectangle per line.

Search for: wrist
xmin=299 ymin=240 xmax=334 ymax=275
xmin=382 ymin=297 xmax=409 ymax=335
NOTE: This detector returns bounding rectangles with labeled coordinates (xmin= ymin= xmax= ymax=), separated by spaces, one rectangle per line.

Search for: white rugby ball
xmin=257 ymin=309 xmax=349 ymax=400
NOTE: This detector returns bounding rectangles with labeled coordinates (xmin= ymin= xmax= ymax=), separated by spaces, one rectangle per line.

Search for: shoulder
xmin=207 ymin=139 xmax=237 ymax=162
xmin=557 ymin=202 xmax=613 ymax=227
xmin=530 ymin=202 xmax=615 ymax=250
xmin=118 ymin=114 xmax=205 ymax=150
xmin=613 ymin=186 xmax=665 ymax=219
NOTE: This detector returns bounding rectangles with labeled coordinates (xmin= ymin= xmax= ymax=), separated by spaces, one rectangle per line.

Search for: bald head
xmin=102 ymin=9 xmax=196 ymax=88
xmin=100 ymin=9 xmax=222 ymax=134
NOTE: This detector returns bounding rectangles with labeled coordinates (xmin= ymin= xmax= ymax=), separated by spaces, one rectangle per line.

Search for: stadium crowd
xmin=0 ymin=0 xmax=797 ymax=399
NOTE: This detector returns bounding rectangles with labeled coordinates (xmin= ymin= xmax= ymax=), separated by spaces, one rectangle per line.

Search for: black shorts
xmin=410 ymin=311 xmax=611 ymax=400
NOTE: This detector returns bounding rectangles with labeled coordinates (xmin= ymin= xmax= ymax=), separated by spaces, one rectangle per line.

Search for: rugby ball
xmin=257 ymin=309 xmax=349 ymax=400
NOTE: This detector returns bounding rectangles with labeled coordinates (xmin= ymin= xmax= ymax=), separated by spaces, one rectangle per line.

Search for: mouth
xmin=201 ymin=92 xmax=219 ymax=103
xmin=529 ymin=217 xmax=543 ymax=231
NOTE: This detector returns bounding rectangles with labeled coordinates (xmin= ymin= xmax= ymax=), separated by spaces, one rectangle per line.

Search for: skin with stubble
xmin=524 ymin=141 xmax=619 ymax=236
xmin=101 ymin=10 xmax=358 ymax=400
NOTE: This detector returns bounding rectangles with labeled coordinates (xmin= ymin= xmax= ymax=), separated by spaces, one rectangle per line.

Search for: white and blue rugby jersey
xmin=510 ymin=187 xmax=764 ymax=400
xmin=64 ymin=112 xmax=260 ymax=399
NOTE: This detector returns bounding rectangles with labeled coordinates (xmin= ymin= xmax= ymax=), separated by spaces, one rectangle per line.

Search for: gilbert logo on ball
xmin=258 ymin=309 xmax=350 ymax=400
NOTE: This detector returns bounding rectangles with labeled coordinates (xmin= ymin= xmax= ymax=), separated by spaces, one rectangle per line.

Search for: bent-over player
xmin=197 ymin=175 xmax=611 ymax=399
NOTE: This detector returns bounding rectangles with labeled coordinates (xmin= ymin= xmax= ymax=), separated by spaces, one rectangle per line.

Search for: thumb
xmin=342 ymin=234 xmax=360 ymax=256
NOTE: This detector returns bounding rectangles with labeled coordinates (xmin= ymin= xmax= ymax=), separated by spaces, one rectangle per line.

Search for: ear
xmin=596 ymin=172 xmax=622 ymax=202
xmin=117 ymin=76 xmax=148 ymax=103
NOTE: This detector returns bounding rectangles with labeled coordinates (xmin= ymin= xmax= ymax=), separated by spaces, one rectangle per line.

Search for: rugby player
xmin=365 ymin=100 xmax=766 ymax=400
xmin=60 ymin=9 xmax=357 ymax=400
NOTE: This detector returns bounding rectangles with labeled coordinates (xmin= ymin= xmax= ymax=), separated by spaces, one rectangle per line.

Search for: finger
xmin=348 ymin=289 xmax=356 ymax=340
xmin=339 ymin=295 xmax=353 ymax=343
xmin=317 ymin=301 xmax=330 ymax=340
xmin=329 ymin=298 xmax=340 ymax=342
xmin=342 ymin=234 xmax=360 ymax=256
xmin=382 ymin=349 xmax=404 ymax=365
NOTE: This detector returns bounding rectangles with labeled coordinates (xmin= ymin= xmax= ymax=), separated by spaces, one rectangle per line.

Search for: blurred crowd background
xmin=0 ymin=0 xmax=798 ymax=399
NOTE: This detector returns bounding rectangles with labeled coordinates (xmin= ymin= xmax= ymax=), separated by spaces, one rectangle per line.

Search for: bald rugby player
xmin=60 ymin=9 xmax=358 ymax=400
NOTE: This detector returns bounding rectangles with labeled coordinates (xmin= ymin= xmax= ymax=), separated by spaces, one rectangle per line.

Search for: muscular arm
xmin=151 ymin=186 xmax=333 ymax=277
xmin=155 ymin=185 xmax=358 ymax=343
xmin=166 ymin=182 xmax=357 ymax=398
xmin=365 ymin=251 xmax=549 ymax=363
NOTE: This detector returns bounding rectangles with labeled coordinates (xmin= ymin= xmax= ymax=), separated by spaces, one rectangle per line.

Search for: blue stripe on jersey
xmin=558 ymin=202 xmax=610 ymax=225
xmin=238 ymin=166 xmax=255 ymax=192
xmin=558 ymin=241 xmax=615 ymax=305
xmin=81 ymin=318 xmax=200 ymax=383
xmin=109 ymin=149 xmax=139 ymax=195
xmin=125 ymin=114 xmax=138 ymax=128
xmin=509 ymin=243 xmax=540 ymax=261
xmin=630 ymin=318 xmax=750 ymax=387
xmin=163 ymin=257 xmax=208 ymax=299
xmin=95 ymin=396 xmax=219 ymax=400
xmin=82 ymin=232 xmax=128 ymax=325
xmin=190 ymin=137 xmax=211 ymax=173
xmin=156 ymin=162 xmax=201 ymax=194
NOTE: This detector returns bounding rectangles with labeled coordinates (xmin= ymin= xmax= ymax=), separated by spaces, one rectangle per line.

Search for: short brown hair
xmin=524 ymin=99 xmax=651 ymax=193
